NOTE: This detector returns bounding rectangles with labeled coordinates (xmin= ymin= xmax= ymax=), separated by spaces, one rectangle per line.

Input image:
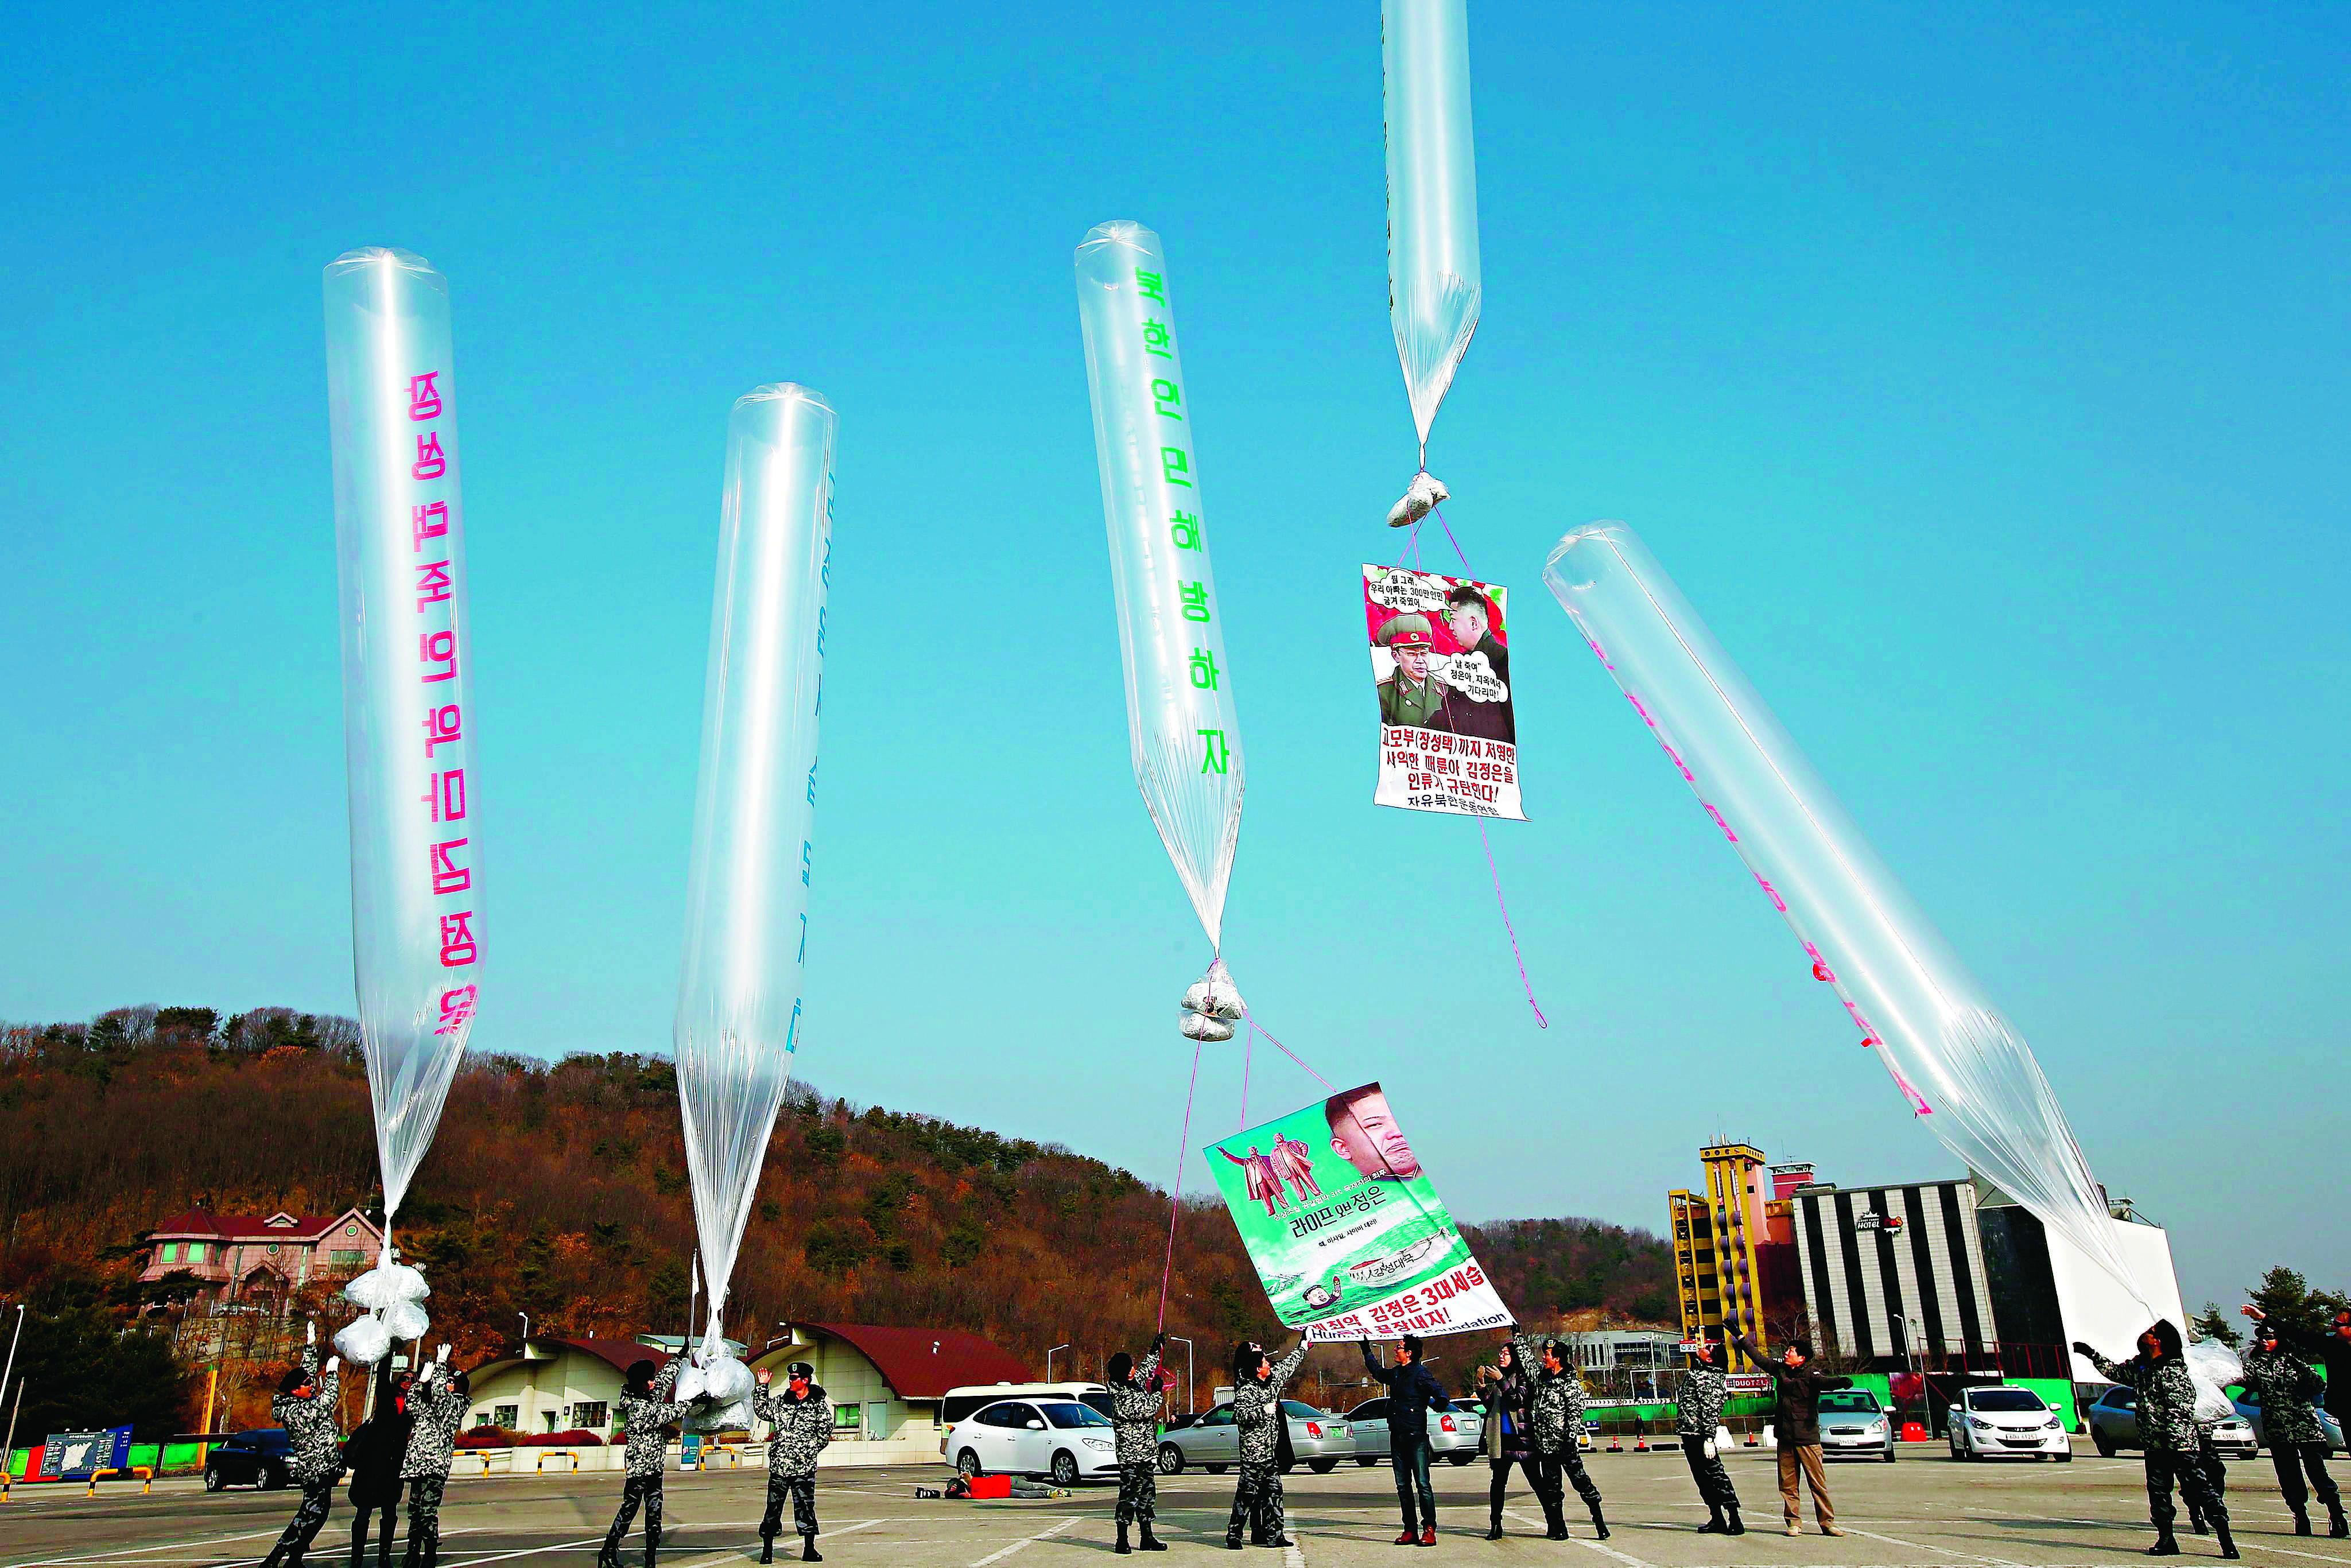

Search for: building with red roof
xmin=140 ymin=1208 xmax=382 ymax=1312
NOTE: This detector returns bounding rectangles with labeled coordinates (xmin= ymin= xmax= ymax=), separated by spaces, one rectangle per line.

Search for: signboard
xmin=1203 ymin=1081 xmax=1508 ymax=1341
xmin=679 ymin=1431 xmax=702 ymax=1470
xmin=1362 ymin=565 xmax=1524 ymax=819
xmin=39 ymin=1427 xmax=132 ymax=1480
xmin=1726 ymin=1374 xmax=1772 ymax=1394
xmin=1853 ymin=1210 xmax=1903 ymax=1234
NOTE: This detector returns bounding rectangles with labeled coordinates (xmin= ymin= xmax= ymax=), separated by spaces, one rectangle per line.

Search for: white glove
xmin=417 ymin=1363 xmax=437 ymax=1386
xmin=325 ymin=1357 xmax=340 ymax=1373
xmin=1702 ymin=1441 xmax=1716 ymax=1460
xmin=437 ymin=1343 xmax=452 ymax=1363
xmin=307 ymin=1321 xmax=318 ymax=1345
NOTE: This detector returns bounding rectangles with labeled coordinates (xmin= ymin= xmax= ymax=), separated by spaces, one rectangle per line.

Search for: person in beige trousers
xmin=1732 ymin=1331 xmax=1852 ymax=1535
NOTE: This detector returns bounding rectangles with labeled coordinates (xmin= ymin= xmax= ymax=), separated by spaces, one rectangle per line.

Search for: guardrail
xmin=458 ymin=1451 xmax=498 ymax=1476
xmin=694 ymin=1445 xmax=745 ymax=1470
xmin=533 ymin=1450 xmax=583 ymax=1474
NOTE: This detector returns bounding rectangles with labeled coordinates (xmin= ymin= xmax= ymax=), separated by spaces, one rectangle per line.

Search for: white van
xmin=942 ymin=1381 xmax=1115 ymax=1426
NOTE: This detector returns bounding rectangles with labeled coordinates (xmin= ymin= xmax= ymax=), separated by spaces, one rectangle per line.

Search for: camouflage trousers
xmin=1115 ymin=1461 xmax=1157 ymax=1524
xmin=2269 ymin=1443 xmax=2342 ymax=1514
xmin=401 ymin=1477 xmax=448 ymax=1568
xmin=761 ymin=1472 xmax=819 ymax=1539
xmin=604 ymin=1474 xmax=665 ymax=1554
xmin=1679 ymin=1434 xmax=1739 ymax=1513
xmin=2144 ymin=1450 xmax=2226 ymax=1534
xmin=267 ymin=1474 xmax=339 ymax=1565
xmin=1225 ymin=1461 xmax=1284 ymax=1543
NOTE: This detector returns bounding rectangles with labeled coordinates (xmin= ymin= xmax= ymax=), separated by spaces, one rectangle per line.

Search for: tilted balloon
xmin=1384 ymin=0 xmax=1481 ymax=461
xmin=322 ymin=247 xmax=482 ymax=1344
xmin=1543 ymin=522 xmax=2144 ymax=1304
xmin=673 ymin=385 xmax=833 ymax=1392
xmin=1075 ymin=222 xmax=1244 ymax=953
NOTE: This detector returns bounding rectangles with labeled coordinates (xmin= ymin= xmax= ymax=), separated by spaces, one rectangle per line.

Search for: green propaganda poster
xmin=1204 ymin=1081 xmax=1508 ymax=1341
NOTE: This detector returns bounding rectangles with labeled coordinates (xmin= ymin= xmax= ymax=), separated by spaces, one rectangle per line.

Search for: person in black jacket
xmin=1731 ymin=1332 xmax=1850 ymax=1537
xmin=1473 ymin=1344 xmax=1538 ymax=1540
xmin=346 ymin=1358 xmax=415 ymax=1568
xmin=1362 ymin=1336 xmax=1447 ymax=1546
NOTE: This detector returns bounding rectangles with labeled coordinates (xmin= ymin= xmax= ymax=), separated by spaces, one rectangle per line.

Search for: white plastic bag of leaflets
xmin=2184 ymin=1337 xmax=2243 ymax=1425
xmin=333 ymin=1315 xmax=393 ymax=1368
xmin=1182 ymin=960 xmax=1247 ymax=1021
xmin=677 ymin=1350 xmax=757 ymax=1433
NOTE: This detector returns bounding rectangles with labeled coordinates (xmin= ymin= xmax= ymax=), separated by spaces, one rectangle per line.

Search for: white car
xmin=1947 ymin=1385 xmax=2071 ymax=1462
xmin=944 ymin=1397 xmax=1121 ymax=1487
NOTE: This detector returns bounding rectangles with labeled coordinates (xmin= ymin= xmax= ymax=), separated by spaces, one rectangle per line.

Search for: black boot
xmin=2214 ymin=1520 xmax=2238 ymax=1561
xmin=643 ymin=1542 xmax=657 ymax=1568
xmin=1139 ymin=1522 xmax=1167 ymax=1552
xmin=2187 ymin=1507 xmax=2208 ymax=1536
xmin=759 ymin=1536 xmax=774 ymax=1566
xmin=1543 ymin=1500 xmax=1568 ymax=1542
xmin=801 ymin=1539 xmax=821 ymax=1565
xmin=1724 ymin=1507 xmax=1746 ymax=1536
xmin=1223 ymin=1532 xmax=1244 ymax=1551
xmin=2146 ymin=1534 xmax=2180 ymax=1557
xmin=596 ymin=1550 xmax=621 ymax=1568
xmin=1116 ymin=1523 xmax=1132 ymax=1557
xmin=1697 ymin=1504 xmax=1726 ymax=1535
xmin=1587 ymin=1499 xmax=1611 ymax=1541
xmin=2294 ymin=1509 xmax=2313 ymax=1537
xmin=1485 ymin=1511 xmax=1503 ymax=1540
xmin=2330 ymin=1501 xmax=2350 ymax=1539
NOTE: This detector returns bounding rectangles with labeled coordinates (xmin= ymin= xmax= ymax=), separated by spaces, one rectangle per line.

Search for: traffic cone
xmin=1743 ymin=1428 xmax=1758 ymax=1447
xmin=1608 ymin=1430 xmax=1622 ymax=1453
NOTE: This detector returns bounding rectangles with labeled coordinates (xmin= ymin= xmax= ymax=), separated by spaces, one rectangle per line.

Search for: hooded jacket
xmin=751 ymin=1378 xmax=834 ymax=1479
xmin=1233 ymin=1341 xmax=1308 ymax=1468
xmin=1676 ymin=1356 xmax=1731 ymax=1440
xmin=2239 ymin=1342 xmax=2329 ymax=1448
xmin=618 ymin=1359 xmax=688 ymax=1478
xmin=2084 ymin=1322 xmax=2199 ymax=1454
xmin=398 ymin=1366 xmax=471 ymax=1481
xmin=2275 ymin=1322 xmax=2351 ymax=1428
xmin=1508 ymin=1334 xmax=1589 ymax=1456
xmin=1360 ymin=1342 xmax=1446 ymax=1443
xmin=1109 ymin=1351 xmax=1166 ymax=1467
xmin=270 ymin=1345 xmax=344 ymax=1485
xmin=1730 ymin=1333 xmax=1852 ymax=1447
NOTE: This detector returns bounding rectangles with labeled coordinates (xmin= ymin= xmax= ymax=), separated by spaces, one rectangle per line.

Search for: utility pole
xmin=197 ymin=1365 xmax=219 ymax=1467
xmin=0 ymin=1303 xmax=22 ymax=1415
xmin=2 ymin=1375 xmax=24 ymax=1491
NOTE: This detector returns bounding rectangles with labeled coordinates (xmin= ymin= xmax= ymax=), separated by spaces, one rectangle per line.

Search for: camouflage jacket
xmin=619 ymin=1359 xmax=688 ymax=1477
xmin=752 ymin=1381 xmax=834 ymax=1478
xmin=398 ymin=1369 xmax=471 ymax=1480
xmin=1511 ymin=1335 xmax=1588 ymax=1454
xmin=271 ymin=1345 xmax=344 ymax=1484
xmin=1111 ymin=1353 xmax=1165 ymax=1466
xmin=2088 ymin=1349 xmax=2199 ymax=1454
xmin=1234 ymin=1341 xmax=1308 ymax=1467
xmin=1677 ymin=1363 xmax=1729 ymax=1438
xmin=2240 ymin=1345 xmax=2328 ymax=1447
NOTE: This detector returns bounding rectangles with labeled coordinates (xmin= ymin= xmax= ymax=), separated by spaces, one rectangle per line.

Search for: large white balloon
xmin=1384 ymin=0 xmax=1482 ymax=460
xmin=1543 ymin=522 xmax=2145 ymax=1306
xmin=673 ymin=385 xmax=833 ymax=1352
xmin=323 ymin=247 xmax=483 ymax=1233
xmin=1075 ymin=222 xmax=1244 ymax=950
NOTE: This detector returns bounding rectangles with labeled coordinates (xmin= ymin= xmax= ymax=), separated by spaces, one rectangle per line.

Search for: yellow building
xmin=1669 ymin=1143 xmax=1774 ymax=1354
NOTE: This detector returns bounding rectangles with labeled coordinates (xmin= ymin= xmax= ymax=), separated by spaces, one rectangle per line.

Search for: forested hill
xmin=1 ymin=1006 xmax=1675 ymax=1385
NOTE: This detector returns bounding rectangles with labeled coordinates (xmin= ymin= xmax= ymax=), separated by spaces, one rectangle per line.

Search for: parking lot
xmin=7 ymin=1442 xmax=2348 ymax=1568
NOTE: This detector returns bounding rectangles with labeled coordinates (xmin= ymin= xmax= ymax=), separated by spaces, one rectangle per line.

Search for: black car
xmin=204 ymin=1429 xmax=294 ymax=1491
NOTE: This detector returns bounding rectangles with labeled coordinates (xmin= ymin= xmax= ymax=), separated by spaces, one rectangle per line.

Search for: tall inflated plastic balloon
xmin=1543 ymin=522 xmax=2145 ymax=1305
xmin=673 ymin=385 xmax=833 ymax=1408
xmin=1076 ymin=222 xmax=1244 ymax=952
xmin=1385 ymin=0 xmax=1481 ymax=462
xmin=323 ymin=247 xmax=483 ymax=1257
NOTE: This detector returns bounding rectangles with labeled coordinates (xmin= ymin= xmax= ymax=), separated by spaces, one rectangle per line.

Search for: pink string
xmin=1480 ymin=818 xmax=1548 ymax=1028
xmin=1158 ymin=1038 xmax=1203 ymax=1330
xmin=1242 ymin=1013 xmax=1336 ymax=1090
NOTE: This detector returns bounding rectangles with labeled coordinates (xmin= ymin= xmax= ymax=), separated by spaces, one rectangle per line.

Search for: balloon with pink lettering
xmin=1076 ymin=221 xmax=1244 ymax=958
xmin=1543 ymin=522 xmax=2146 ymax=1306
xmin=673 ymin=384 xmax=833 ymax=1373
xmin=322 ymin=247 xmax=483 ymax=1247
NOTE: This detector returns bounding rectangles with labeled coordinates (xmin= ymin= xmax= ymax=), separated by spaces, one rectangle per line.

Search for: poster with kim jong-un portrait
xmin=1363 ymin=565 xmax=1526 ymax=820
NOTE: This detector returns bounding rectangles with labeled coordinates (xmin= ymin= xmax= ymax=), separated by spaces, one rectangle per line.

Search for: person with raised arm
xmin=752 ymin=1361 xmax=833 ymax=1563
xmin=1677 ymin=1338 xmax=1743 ymax=1536
xmin=2237 ymin=1314 xmax=2345 ymax=1538
xmin=1730 ymin=1329 xmax=1848 ymax=1538
xmin=2078 ymin=1322 xmax=2235 ymax=1558
xmin=398 ymin=1345 xmax=470 ymax=1568
xmin=1107 ymin=1333 xmax=1170 ymax=1555
xmin=1361 ymin=1334 xmax=1446 ymax=1545
xmin=1507 ymin=1326 xmax=1608 ymax=1541
xmin=259 ymin=1324 xmax=342 ymax=1568
xmin=1224 ymin=1336 xmax=1308 ymax=1551
xmin=599 ymin=1355 xmax=690 ymax=1568
xmin=345 ymin=1354 xmax=414 ymax=1568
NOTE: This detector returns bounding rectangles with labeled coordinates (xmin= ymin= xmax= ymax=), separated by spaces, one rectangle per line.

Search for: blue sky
xmin=5 ymin=3 xmax=2344 ymax=1314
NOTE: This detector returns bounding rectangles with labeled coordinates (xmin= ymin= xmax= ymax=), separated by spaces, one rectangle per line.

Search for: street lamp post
xmin=0 ymin=1302 xmax=24 ymax=1414
xmin=1046 ymin=1344 xmax=1071 ymax=1383
xmin=518 ymin=1312 xmax=530 ymax=1342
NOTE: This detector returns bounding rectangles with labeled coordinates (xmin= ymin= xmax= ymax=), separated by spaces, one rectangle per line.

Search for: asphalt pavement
xmin=6 ymin=1441 xmax=2348 ymax=1568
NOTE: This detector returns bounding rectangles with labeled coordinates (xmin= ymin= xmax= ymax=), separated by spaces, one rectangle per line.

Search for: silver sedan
xmin=1155 ymin=1401 xmax=1354 ymax=1474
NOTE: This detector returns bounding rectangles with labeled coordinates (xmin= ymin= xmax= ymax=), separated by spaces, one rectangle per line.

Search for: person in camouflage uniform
xmin=1676 ymin=1339 xmax=1743 ymax=1535
xmin=2240 ymin=1319 xmax=2346 ymax=1538
xmin=1224 ymin=1336 xmax=1307 ymax=1550
xmin=1105 ymin=1334 xmax=1169 ymax=1555
xmin=751 ymin=1362 xmax=834 ymax=1563
xmin=600 ymin=1357 xmax=689 ymax=1568
xmin=1510 ymin=1329 xmax=1607 ymax=1541
xmin=399 ymin=1350 xmax=471 ymax=1568
xmin=261 ymin=1335 xmax=343 ymax=1568
xmin=2078 ymin=1322 xmax=2237 ymax=1559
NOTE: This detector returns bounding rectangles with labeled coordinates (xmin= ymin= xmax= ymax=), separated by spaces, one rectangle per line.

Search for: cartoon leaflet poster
xmin=1204 ymin=1082 xmax=1511 ymax=1341
xmin=1364 ymin=565 xmax=1525 ymax=820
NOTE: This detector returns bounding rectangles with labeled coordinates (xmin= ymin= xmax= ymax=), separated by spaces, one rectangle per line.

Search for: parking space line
xmin=435 ymin=1535 xmax=608 ymax=1567
xmin=1837 ymin=1524 xmax=2024 ymax=1565
xmin=7 ymin=1530 xmax=286 ymax=1568
xmin=969 ymin=1516 xmax=1078 ymax=1567
xmin=1502 ymin=1510 xmax=1655 ymax=1568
